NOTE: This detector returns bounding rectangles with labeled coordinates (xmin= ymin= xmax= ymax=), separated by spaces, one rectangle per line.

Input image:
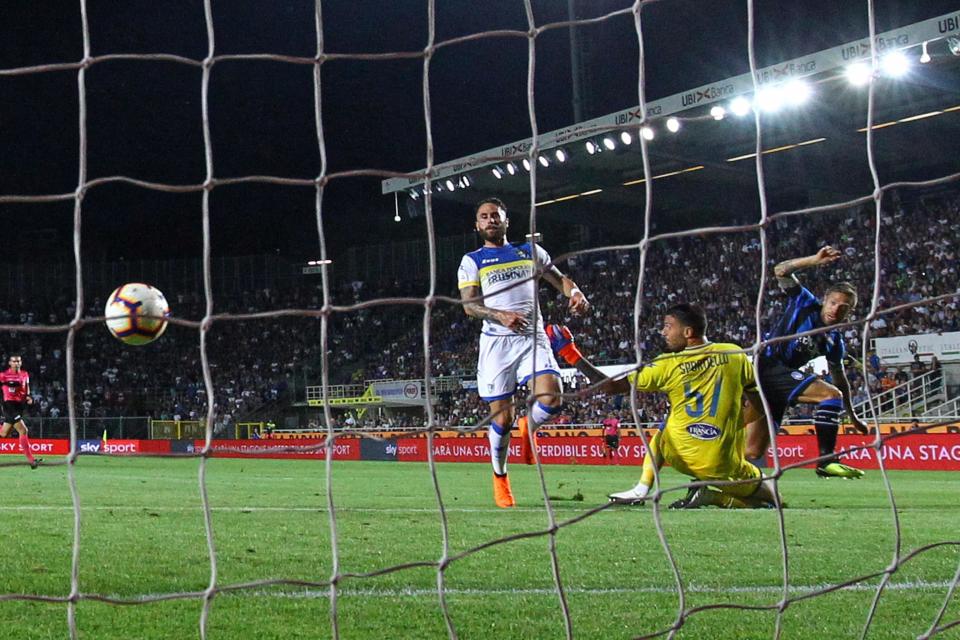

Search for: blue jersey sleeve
xmin=825 ymin=331 xmax=845 ymax=364
xmin=785 ymin=284 xmax=819 ymax=313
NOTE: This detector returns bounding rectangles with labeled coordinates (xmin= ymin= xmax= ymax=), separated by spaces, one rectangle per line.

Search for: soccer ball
xmin=104 ymin=283 xmax=170 ymax=345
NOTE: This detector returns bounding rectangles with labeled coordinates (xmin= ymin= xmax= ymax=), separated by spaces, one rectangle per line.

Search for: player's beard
xmin=481 ymin=225 xmax=506 ymax=244
xmin=661 ymin=337 xmax=684 ymax=353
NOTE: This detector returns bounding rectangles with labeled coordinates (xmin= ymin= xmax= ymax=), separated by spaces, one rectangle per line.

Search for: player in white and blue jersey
xmin=745 ymin=246 xmax=869 ymax=479
xmin=458 ymin=197 xmax=590 ymax=507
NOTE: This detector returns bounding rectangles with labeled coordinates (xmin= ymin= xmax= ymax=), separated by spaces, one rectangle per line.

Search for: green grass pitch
xmin=0 ymin=456 xmax=957 ymax=639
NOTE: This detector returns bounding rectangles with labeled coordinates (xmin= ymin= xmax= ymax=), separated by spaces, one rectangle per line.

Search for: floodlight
xmin=620 ymin=131 xmax=633 ymax=145
xmin=949 ymin=36 xmax=960 ymax=57
xmin=445 ymin=179 xmax=455 ymax=191
xmin=492 ymin=167 xmax=503 ymax=179
xmin=522 ymin=158 xmax=531 ymax=171
xmin=666 ymin=117 xmax=681 ymax=133
xmin=585 ymin=140 xmax=598 ymax=155
xmin=506 ymin=162 xmax=517 ymax=175
xmin=602 ymin=136 xmax=616 ymax=151
xmin=845 ymin=62 xmax=872 ymax=86
xmin=881 ymin=51 xmax=910 ymax=77
xmin=755 ymin=87 xmax=783 ymax=112
xmin=783 ymin=79 xmax=811 ymax=106
xmin=729 ymin=96 xmax=751 ymax=117
xmin=538 ymin=155 xmax=549 ymax=167
xmin=555 ymin=148 xmax=568 ymax=163
xmin=710 ymin=105 xmax=726 ymax=120
xmin=640 ymin=126 xmax=654 ymax=141
xmin=920 ymin=41 xmax=931 ymax=64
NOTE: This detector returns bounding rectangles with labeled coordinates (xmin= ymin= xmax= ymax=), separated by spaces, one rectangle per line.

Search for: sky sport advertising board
xmin=3 ymin=435 xmax=960 ymax=470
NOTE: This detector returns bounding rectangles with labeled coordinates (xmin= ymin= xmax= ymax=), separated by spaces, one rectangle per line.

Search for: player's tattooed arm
xmin=773 ymin=245 xmax=842 ymax=289
xmin=460 ymin=285 xmax=528 ymax=332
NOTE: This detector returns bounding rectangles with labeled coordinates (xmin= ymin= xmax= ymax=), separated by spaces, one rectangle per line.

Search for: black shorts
xmin=756 ymin=357 xmax=818 ymax=425
xmin=604 ymin=435 xmax=620 ymax=449
xmin=2 ymin=400 xmax=26 ymax=424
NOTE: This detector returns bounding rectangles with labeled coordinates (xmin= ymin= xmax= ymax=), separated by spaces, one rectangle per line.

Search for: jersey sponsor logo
xmin=485 ymin=265 xmax=528 ymax=285
xmin=791 ymin=371 xmax=804 ymax=381
xmin=481 ymin=258 xmax=498 ymax=264
xmin=686 ymin=423 xmax=721 ymax=440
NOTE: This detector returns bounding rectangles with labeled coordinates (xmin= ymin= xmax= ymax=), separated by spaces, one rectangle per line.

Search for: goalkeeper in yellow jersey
xmin=547 ymin=303 xmax=779 ymax=509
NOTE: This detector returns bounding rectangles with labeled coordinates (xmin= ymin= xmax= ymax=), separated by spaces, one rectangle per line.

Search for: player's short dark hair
xmin=824 ymin=281 xmax=858 ymax=307
xmin=665 ymin=303 xmax=707 ymax=337
xmin=474 ymin=197 xmax=507 ymax=216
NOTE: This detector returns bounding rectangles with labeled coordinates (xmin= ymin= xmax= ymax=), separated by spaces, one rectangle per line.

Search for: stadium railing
xmin=304 ymin=384 xmax=368 ymax=403
xmin=854 ymin=369 xmax=946 ymax=420
xmin=923 ymin=396 xmax=960 ymax=421
xmin=26 ymin=416 xmax=150 ymax=439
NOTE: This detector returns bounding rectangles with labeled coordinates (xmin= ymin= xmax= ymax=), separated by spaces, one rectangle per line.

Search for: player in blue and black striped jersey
xmin=745 ymin=246 xmax=869 ymax=479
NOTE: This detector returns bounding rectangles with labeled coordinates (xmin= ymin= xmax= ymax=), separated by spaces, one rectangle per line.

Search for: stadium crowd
xmin=370 ymin=190 xmax=960 ymax=426
xmin=0 ymin=189 xmax=956 ymax=431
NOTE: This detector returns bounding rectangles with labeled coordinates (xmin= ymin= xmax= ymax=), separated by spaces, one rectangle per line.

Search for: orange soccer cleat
xmin=493 ymin=474 xmax=516 ymax=508
xmin=518 ymin=416 xmax=536 ymax=465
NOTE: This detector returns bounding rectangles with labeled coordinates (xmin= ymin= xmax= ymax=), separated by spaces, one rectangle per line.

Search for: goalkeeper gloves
xmin=546 ymin=324 xmax=583 ymax=366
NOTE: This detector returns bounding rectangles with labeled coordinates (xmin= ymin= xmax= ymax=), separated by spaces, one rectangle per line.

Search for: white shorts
xmin=476 ymin=331 xmax=561 ymax=401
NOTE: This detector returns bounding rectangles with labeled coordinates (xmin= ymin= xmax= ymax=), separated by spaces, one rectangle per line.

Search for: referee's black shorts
xmin=756 ymin=357 xmax=818 ymax=425
xmin=604 ymin=435 xmax=620 ymax=450
xmin=2 ymin=400 xmax=27 ymax=424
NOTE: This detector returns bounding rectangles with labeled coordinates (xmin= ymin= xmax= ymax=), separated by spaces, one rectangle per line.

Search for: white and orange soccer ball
xmin=104 ymin=283 xmax=170 ymax=345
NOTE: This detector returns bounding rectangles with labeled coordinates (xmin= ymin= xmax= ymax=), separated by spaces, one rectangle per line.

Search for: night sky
xmin=1 ymin=0 xmax=956 ymax=262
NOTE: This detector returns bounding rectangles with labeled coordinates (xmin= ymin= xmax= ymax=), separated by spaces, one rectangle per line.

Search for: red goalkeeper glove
xmin=546 ymin=324 xmax=583 ymax=366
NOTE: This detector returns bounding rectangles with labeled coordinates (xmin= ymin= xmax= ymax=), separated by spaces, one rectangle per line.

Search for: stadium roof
xmin=383 ymin=12 xmax=960 ymax=224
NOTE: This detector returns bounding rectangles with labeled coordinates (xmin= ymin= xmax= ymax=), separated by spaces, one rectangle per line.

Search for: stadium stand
xmin=359 ymin=190 xmax=960 ymax=426
xmin=1 ymin=189 xmax=956 ymax=431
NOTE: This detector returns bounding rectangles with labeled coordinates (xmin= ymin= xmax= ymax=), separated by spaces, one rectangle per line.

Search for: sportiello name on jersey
xmin=458 ymin=242 xmax=552 ymax=337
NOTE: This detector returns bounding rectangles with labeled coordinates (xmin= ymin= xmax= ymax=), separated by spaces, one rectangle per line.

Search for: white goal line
xmin=0 ymin=504 xmax=871 ymax=514
xmin=233 ymin=581 xmax=959 ymax=600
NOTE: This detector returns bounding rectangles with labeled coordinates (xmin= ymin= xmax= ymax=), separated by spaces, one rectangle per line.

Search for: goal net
xmin=1 ymin=0 xmax=959 ymax=638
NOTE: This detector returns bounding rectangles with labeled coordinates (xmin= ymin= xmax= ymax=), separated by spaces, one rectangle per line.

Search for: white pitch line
xmin=0 ymin=505 xmax=536 ymax=513
xmin=202 ymin=581 xmax=960 ymax=600
xmin=79 ymin=581 xmax=959 ymax=605
xmin=0 ymin=505 xmax=934 ymax=514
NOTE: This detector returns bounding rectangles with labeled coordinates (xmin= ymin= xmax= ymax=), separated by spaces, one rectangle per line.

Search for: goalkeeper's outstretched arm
xmin=549 ymin=323 xmax=669 ymax=505
xmin=545 ymin=324 xmax=631 ymax=395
